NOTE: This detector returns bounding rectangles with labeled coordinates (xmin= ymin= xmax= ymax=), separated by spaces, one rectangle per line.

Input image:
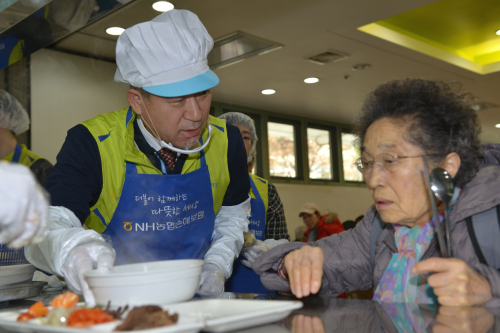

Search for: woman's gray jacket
xmin=253 ymin=164 xmax=500 ymax=301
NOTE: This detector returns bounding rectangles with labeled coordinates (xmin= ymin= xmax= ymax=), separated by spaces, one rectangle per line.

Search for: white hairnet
xmin=0 ymin=90 xmax=30 ymax=134
xmin=219 ymin=112 xmax=258 ymax=156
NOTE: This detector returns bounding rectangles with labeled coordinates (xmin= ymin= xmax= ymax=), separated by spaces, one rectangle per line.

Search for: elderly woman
xmin=253 ymin=78 xmax=500 ymax=306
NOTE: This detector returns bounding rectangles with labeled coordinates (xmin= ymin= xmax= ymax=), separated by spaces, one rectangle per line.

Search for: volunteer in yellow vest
xmin=219 ymin=112 xmax=289 ymax=293
xmin=25 ymin=10 xmax=251 ymax=307
xmin=0 ymin=90 xmax=53 ymax=186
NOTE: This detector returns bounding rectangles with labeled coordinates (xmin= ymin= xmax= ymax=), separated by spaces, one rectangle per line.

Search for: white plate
xmin=0 ymin=308 xmax=203 ymax=333
xmin=0 ymin=299 xmax=302 ymax=333
xmin=163 ymin=299 xmax=303 ymax=332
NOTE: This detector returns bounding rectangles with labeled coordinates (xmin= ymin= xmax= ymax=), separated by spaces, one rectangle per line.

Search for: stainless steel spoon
xmin=422 ymin=157 xmax=448 ymax=258
xmin=430 ymin=167 xmax=455 ymax=257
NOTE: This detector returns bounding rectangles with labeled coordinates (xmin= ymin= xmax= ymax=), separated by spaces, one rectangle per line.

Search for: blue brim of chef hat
xmin=143 ymin=70 xmax=219 ymax=97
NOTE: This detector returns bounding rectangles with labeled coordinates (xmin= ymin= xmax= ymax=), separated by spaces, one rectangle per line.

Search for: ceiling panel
xmin=48 ymin=0 xmax=500 ymax=143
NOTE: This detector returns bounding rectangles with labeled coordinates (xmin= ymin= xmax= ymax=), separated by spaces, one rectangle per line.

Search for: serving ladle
xmin=430 ymin=167 xmax=455 ymax=257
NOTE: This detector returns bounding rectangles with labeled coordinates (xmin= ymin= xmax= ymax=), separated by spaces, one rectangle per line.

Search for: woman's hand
xmin=411 ymin=258 xmax=492 ymax=306
xmin=284 ymin=246 xmax=324 ymax=298
xmin=433 ymin=306 xmax=494 ymax=333
xmin=291 ymin=315 xmax=325 ymax=333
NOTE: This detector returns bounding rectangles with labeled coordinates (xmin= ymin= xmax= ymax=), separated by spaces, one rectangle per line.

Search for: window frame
xmin=211 ymin=101 xmax=366 ymax=187
xmin=305 ymin=124 xmax=339 ymax=183
xmin=267 ymin=117 xmax=303 ymax=181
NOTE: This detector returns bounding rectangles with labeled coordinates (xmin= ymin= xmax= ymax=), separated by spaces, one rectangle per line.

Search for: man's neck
xmin=0 ymin=129 xmax=17 ymax=160
xmin=137 ymin=117 xmax=162 ymax=151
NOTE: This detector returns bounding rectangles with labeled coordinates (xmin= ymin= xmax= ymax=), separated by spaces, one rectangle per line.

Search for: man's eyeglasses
xmin=354 ymin=154 xmax=433 ymax=175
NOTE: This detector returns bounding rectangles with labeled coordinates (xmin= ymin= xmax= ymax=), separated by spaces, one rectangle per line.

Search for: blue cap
xmin=143 ymin=69 xmax=219 ymax=97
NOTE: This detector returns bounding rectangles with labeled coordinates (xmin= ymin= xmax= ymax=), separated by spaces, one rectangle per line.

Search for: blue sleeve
xmin=45 ymin=124 xmax=102 ymax=224
xmin=222 ymin=124 xmax=251 ymax=206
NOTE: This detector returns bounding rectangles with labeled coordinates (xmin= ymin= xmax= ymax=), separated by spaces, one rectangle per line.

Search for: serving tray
xmin=0 ymin=281 xmax=47 ymax=303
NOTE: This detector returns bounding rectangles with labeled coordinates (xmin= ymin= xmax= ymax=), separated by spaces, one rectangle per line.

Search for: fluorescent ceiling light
xmin=496 ymin=124 xmax=500 ymax=128
xmin=208 ymin=32 xmax=283 ymax=69
xmin=152 ymin=1 xmax=174 ymax=12
xmin=262 ymin=89 xmax=276 ymax=95
xmin=304 ymin=77 xmax=319 ymax=84
xmin=106 ymin=27 xmax=124 ymax=36
xmin=496 ymin=30 xmax=500 ymax=35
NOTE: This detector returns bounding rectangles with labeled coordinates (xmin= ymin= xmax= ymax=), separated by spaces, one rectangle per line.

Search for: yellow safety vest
xmin=249 ymin=173 xmax=269 ymax=225
xmin=82 ymin=107 xmax=230 ymax=233
xmin=2 ymin=144 xmax=43 ymax=168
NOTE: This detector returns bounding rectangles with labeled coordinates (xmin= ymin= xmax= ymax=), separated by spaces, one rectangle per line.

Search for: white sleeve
xmin=203 ymin=196 xmax=250 ymax=280
xmin=24 ymin=206 xmax=109 ymax=276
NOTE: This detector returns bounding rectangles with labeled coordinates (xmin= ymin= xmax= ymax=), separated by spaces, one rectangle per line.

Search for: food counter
xmin=0 ymin=288 xmax=498 ymax=333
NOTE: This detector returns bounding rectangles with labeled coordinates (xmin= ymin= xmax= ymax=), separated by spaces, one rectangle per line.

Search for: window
xmin=342 ymin=133 xmax=363 ymax=182
xmin=268 ymin=122 xmax=296 ymax=178
xmin=307 ymin=128 xmax=332 ymax=180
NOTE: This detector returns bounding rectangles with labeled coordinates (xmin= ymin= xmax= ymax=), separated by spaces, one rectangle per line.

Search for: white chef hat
xmin=114 ymin=9 xmax=219 ymax=97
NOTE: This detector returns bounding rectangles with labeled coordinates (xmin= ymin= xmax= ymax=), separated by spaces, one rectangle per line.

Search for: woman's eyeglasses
xmin=354 ymin=154 xmax=429 ymax=175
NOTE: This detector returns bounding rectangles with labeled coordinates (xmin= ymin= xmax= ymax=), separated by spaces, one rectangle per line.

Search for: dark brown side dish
xmin=114 ymin=305 xmax=178 ymax=331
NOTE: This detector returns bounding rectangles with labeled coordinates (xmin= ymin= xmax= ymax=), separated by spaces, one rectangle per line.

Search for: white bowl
xmin=0 ymin=264 xmax=36 ymax=285
xmin=84 ymin=260 xmax=204 ymax=306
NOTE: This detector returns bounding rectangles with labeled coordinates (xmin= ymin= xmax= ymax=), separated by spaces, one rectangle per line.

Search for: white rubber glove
xmin=24 ymin=206 xmax=116 ymax=306
xmin=202 ymin=197 xmax=251 ymax=282
xmin=0 ymin=162 xmax=48 ymax=247
xmin=198 ymin=263 xmax=225 ymax=293
xmin=241 ymin=238 xmax=289 ymax=269
xmin=62 ymin=241 xmax=114 ymax=307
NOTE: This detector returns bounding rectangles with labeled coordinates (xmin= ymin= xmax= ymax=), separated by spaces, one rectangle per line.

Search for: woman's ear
xmin=127 ymin=89 xmax=143 ymax=115
xmin=442 ymin=152 xmax=461 ymax=178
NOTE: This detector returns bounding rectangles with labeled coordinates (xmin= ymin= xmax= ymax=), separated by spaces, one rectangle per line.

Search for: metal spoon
xmin=422 ymin=157 xmax=448 ymax=258
xmin=430 ymin=167 xmax=455 ymax=257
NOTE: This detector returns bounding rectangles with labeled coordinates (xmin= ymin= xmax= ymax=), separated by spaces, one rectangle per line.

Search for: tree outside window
xmin=342 ymin=133 xmax=363 ymax=182
xmin=307 ymin=128 xmax=332 ymax=180
xmin=268 ymin=122 xmax=296 ymax=178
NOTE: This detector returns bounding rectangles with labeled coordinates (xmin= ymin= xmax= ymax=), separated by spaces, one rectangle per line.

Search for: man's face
xmin=301 ymin=213 xmax=320 ymax=230
xmin=137 ymin=90 xmax=212 ymax=150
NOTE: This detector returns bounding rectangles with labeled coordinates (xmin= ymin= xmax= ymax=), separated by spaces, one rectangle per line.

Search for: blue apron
xmin=11 ymin=144 xmax=22 ymax=163
xmin=225 ymin=175 xmax=274 ymax=294
xmin=102 ymin=147 xmax=215 ymax=266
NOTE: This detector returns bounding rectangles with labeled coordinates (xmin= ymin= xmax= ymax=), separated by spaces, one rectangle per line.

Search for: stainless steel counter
xmin=0 ymin=289 xmax=498 ymax=333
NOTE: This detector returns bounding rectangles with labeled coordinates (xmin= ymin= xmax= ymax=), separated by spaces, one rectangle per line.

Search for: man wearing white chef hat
xmin=25 ymin=9 xmax=250 ymax=306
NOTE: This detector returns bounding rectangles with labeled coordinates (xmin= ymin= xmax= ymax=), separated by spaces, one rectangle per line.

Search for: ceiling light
xmin=496 ymin=124 xmax=500 ymax=128
xmin=262 ymin=89 xmax=276 ymax=95
xmin=496 ymin=30 xmax=500 ymax=36
xmin=304 ymin=77 xmax=319 ymax=84
xmin=152 ymin=1 xmax=174 ymax=12
xmin=106 ymin=27 xmax=125 ymax=36
xmin=352 ymin=64 xmax=370 ymax=71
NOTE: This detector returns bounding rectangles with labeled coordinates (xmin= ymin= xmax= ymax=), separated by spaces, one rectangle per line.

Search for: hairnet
xmin=219 ymin=112 xmax=258 ymax=156
xmin=0 ymin=90 xmax=30 ymax=134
